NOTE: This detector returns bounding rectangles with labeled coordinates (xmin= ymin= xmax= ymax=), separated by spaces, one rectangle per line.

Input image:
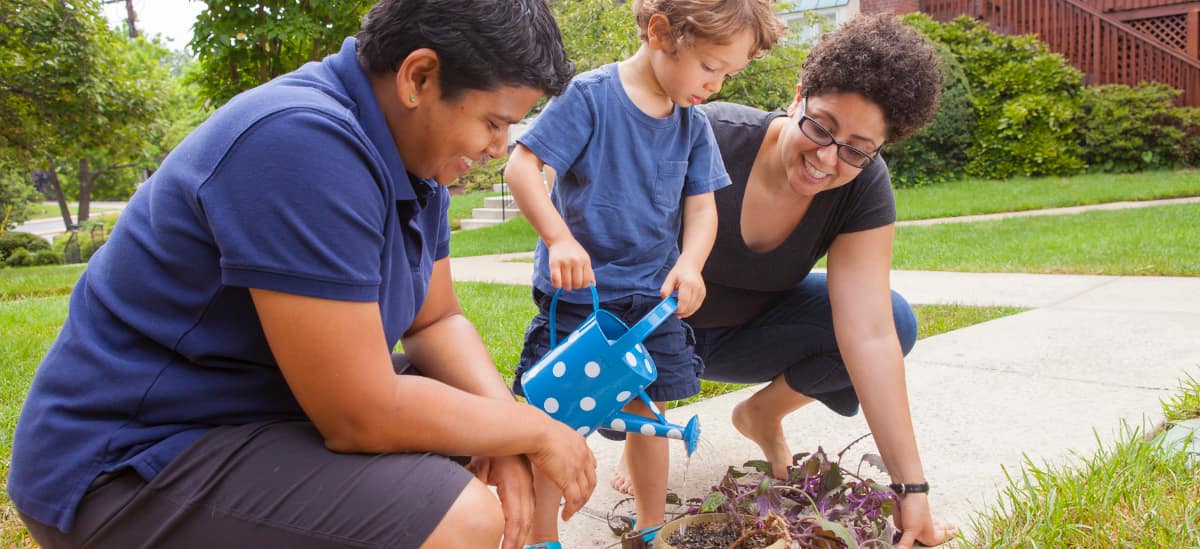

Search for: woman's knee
xmin=890 ymin=290 xmax=918 ymax=355
xmin=421 ymin=477 xmax=503 ymax=549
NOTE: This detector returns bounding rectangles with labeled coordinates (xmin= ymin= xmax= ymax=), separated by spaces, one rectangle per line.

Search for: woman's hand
xmin=893 ymin=493 xmax=958 ymax=548
xmin=546 ymin=236 xmax=594 ymax=291
xmin=469 ymin=455 xmax=535 ymax=549
xmin=526 ymin=418 xmax=597 ymax=521
xmin=661 ymin=263 xmax=706 ymax=317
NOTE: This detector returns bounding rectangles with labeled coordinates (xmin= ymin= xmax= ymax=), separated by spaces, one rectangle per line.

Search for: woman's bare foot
xmin=731 ymin=398 xmax=792 ymax=479
xmin=609 ymin=446 xmax=636 ymax=495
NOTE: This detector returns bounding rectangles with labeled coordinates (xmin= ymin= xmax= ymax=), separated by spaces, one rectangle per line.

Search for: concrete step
xmin=459 ymin=217 xmax=512 ymax=230
xmin=469 ymin=207 xmax=523 ymax=221
xmin=491 ymin=183 xmax=509 ymax=193
xmin=483 ymin=196 xmax=517 ymax=209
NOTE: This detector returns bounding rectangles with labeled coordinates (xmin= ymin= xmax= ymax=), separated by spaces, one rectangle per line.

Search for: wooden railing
xmin=1085 ymin=0 xmax=1198 ymax=13
xmin=921 ymin=0 xmax=1200 ymax=106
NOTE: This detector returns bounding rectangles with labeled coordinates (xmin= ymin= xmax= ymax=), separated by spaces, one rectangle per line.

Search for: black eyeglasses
xmin=797 ymin=98 xmax=879 ymax=169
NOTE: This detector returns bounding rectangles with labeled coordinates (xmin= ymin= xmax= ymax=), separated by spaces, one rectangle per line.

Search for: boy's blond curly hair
xmin=632 ymin=0 xmax=786 ymax=59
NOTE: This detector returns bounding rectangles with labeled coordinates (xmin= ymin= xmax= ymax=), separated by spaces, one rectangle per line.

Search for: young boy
xmin=504 ymin=1 xmax=785 ymax=546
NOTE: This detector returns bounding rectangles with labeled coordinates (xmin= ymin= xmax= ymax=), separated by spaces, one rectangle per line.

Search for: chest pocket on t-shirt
xmin=653 ymin=161 xmax=687 ymax=211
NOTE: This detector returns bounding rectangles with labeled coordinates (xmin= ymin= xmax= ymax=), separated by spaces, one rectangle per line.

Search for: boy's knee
xmin=422 ymin=478 xmax=503 ymax=548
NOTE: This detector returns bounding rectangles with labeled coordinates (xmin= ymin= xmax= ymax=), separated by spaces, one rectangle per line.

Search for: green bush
xmin=905 ymin=15 xmax=1086 ymax=179
xmin=0 ymin=231 xmax=50 ymax=261
xmin=5 ymin=247 xmax=32 ymax=267
xmin=452 ymin=157 xmax=508 ymax=193
xmin=1172 ymin=103 xmax=1200 ymax=167
xmin=50 ymin=213 xmax=116 ymax=264
xmin=1078 ymin=83 xmax=1194 ymax=172
xmin=32 ymin=250 xmax=64 ymax=265
xmin=884 ymin=41 xmax=976 ymax=187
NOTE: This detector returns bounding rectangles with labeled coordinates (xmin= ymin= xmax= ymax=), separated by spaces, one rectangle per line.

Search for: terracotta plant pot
xmin=654 ymin=513 xmax=787 ymax=549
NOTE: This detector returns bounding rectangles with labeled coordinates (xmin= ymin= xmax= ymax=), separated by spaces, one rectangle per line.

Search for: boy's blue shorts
xmin=512 ymin=288 xmax=704 ymax=404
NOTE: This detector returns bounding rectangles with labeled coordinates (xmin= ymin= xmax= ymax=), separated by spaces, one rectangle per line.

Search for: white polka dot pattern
xmin=552 ymin=362 xmax=566 ymax=377
xmin=543 ymin=398 xmax=559 ymax=414
xmin=667 ymin=429 xmax=682 ymax=440
xmin=616 ymin=391 xmax=631 ymax=402
xmin=640 ymin=424 xmax=656 ymax=436
xmin=577 ymin=426 xmax=591 ymax=436
xmin=584 ymin=361 xmax=601 ymax=378
xmin=610 ymin=418 xmax=626 ymax=431
xmin=579 ymin=397 xmax=595 ymax=411
xmin=624 ymin=352 xmax=636 ymax=366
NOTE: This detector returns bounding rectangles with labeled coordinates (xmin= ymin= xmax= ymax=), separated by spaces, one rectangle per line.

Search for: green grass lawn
xmin=447 ymin=191 xmax=502 ymax=231
xmin=449 ymin=215 xmax=537 ymax=257
xmin=896 ymin=169 xmax=1200 ymax=221
xmin=964 ymin=375 xmax=1200 ymax=548
xmin=0 ymin=294 xmax=68 ymax=549
xmin=893 ymin=203 xmax=1200 ymax=276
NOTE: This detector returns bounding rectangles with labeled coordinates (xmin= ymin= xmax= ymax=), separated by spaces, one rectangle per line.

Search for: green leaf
xmin=743 ymin=459 xmax=774 ymax=475
xmin=700 ymin=491 xmax=725 ymax=514
xmin=812 ymin=516 xmax=860 ymax=549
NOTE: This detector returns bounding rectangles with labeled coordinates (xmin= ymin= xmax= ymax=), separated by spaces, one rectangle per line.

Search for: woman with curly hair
xmin=612 ymin=13 xmax=957 ymax=548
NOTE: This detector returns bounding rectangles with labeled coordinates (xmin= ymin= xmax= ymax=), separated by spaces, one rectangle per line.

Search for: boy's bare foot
xmin=731 ymin=398 xmax=792 ymax=479
xmin=609 ymin=447 xmax=636 ymax=495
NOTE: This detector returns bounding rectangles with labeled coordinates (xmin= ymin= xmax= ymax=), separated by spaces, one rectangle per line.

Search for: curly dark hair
xmin=356 ymin=0 xmax=575 ymax=99
xmin=801 ymin=14 xmax=941 ymax=143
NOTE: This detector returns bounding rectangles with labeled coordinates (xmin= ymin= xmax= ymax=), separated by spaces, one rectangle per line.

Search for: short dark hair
xmin=356 ymin=0 xmax=575 ymax=99
xmin=801 ymin=14 xmax=941 ymax=143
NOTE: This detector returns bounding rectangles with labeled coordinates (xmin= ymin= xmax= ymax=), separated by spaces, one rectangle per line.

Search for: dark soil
xmin=664 ymin=520 xmax=776 ymax=549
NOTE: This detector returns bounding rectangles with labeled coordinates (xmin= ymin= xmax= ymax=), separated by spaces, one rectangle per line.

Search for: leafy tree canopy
xmin=190 ymin=0 xmax=372 ymax=107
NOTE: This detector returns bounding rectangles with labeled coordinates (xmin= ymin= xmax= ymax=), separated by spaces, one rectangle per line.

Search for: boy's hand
xmin=547 ymin=237 xmax=595 ymax=291
xmin=660 ymin=263 xmax=706 ymax=317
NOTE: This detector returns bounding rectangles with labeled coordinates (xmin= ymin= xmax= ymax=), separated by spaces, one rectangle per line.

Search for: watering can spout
xmin=604 ymin=412 xmax=702 ymax=456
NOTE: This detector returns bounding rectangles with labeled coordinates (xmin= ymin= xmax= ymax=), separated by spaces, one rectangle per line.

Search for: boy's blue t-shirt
xmin=8 ymin=37 xmax=451 ymax=533
xmin=518 ymin=63 xmax=731 ymax=304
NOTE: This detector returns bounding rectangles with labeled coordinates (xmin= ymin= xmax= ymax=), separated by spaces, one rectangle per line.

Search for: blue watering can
xmin=521 ymin=285 xmax=701 ymax=455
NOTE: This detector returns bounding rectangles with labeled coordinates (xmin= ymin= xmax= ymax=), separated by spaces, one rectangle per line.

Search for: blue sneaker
xmin=623 ymin=518 xmax=658 ymax=548
xmin=523 ymin=543 xmax=562 ymax=549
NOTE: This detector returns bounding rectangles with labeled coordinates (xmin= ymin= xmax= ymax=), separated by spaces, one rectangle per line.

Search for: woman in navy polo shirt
xmin=9 ymin=1 xmax=594 ymax=548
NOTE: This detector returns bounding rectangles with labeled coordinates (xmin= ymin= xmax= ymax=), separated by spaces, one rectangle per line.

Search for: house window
xmin=779 ymin=0 xmax=849 ymax=45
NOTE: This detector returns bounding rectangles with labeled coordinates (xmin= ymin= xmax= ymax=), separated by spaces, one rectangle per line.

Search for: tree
xmin=0 ymin=0 xmax=180 ymax=227
xmin=190 ymin=0 xmax=372 ymax=107
xmin=0 ymin=161 xmax=42 ymax=231
xmin=554 ymin=0 xmax=822 ymax=112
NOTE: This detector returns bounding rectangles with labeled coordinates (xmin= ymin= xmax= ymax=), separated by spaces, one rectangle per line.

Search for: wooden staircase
xmin=920 ymin=0 xmax=1200 ymax=106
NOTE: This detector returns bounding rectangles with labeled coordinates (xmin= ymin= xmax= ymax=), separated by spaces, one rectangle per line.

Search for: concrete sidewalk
xmin=448 ymin=254 xmax=1200 ymax=545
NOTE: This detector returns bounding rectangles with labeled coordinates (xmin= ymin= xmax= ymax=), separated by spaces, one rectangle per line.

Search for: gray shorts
xmin=22 ymin=418 xmax=472 ymax=548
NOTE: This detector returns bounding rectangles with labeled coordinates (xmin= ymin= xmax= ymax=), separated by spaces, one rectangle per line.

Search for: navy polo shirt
xmin=8 ymin=37 xmax=450 ymax=533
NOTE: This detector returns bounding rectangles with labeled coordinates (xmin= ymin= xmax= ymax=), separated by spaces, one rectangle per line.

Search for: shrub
xmin=1078 ymin=83 xmax=1193 ymax=172
xmin=451 ymin=157 xmax=509 ymax=193
xmin=0 ymin=231 xmax=50 ymax=261
xmin=32 ymin=250 xmax=64 ymax=266
xmin=50 ymin=213 xmax=116 ymax=263
xmin=905 ymin=14 xmax=1086 ymax=179
xmin=5 ymin=247 xmax=32 ymax=267
xmin=884 ymin=41 xmax=976 ymax=187
xmin=1171 ymin=104 xmax=1200 ymax=168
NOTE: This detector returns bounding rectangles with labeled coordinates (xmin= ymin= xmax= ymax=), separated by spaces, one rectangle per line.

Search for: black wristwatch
xmin=889 ymin=482 xmax=930 ymax=495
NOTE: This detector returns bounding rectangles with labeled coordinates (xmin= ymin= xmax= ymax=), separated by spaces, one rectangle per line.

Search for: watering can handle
xmin=612 ymin=295 xmax=678 ymax=353
xmin=548 ymin=284 xmax=601 ymax=349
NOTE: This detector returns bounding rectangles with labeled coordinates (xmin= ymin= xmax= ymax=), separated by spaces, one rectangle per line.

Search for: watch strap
xmin=889 ymin=481 xmax=930 ymax=495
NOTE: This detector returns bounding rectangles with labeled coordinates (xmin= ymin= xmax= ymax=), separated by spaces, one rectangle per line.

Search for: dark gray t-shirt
xmin=688 ymin=102 xmax=896 ymax=328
